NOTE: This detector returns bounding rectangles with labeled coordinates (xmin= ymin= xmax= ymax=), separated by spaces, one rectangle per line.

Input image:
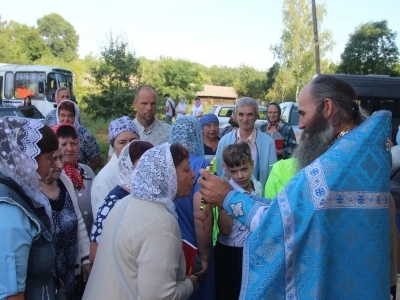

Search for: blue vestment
xmin=224 ymin=111 xmax=392 ymax=299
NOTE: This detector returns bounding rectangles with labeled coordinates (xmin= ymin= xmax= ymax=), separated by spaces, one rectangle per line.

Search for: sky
xmin=1 ymin=0 xmax=399 ymax=71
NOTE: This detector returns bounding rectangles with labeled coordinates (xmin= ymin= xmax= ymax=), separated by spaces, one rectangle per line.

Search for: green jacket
xmin=264 ymin=158 xmax=297 ymax=199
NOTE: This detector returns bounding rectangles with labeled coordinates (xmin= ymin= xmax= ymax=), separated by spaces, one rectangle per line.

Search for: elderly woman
xmin=40 ymin=148 xmax=91 ymax=300
xmin=83 ymin=143 xmax=198 ymax=299
xmin=91 ymin=116 xmax=140 ymax=216
xmin=200 ymin=113 xmax=220 ymax=157
xmin=44 ymin=87 xmax=71 ymax=127
xmin=56 ymin=100 xmax=101 ymax=171
xmin=169 ymin=116 xmax=215 ymax=300
xmin=52 ymin=123 xmax=96 ymax=235
xmin=260 ymin=102 xmax=297 ymax=159
xmin=0 ymin=117 xmax=59 ymax=299
xmin=89 ymin=140 xmax=154 ymax=262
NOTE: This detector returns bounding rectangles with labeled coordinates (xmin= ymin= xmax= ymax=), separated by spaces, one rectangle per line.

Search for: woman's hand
xmin=193 ymin=259 xmax=208 ymax=282
xmin=186 ymin=274 xmax=199 ymax=292
xmin=81 ymin=263 xmax=92 ymax=282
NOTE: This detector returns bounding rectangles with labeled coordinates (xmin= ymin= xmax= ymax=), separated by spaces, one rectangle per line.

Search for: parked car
xmin=0 ymin=103 xmax=26 ymax=118
xmin=18 ymin=105 xmax=45 ymax=121
xmin=209 ymin=104 xmax=268 ymax=136
xmin=280 ymin=102 xmax=302 ymax=142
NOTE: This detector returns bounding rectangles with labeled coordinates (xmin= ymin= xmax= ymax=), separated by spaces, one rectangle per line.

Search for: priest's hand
xmin=197 ymin=169 xmax=233 ymax=207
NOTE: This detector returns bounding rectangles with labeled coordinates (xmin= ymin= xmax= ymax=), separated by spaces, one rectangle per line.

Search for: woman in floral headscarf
xmin=89 ymin=140 xmax=153 ymax=262
xmin=91 ymin=116 xmax=140 ymax=217
xmin=260 ymin=102 xmax=297 ymax=159
xmin=0 ymin=117 xmax=59 ymax=299
xmin=52 ymin=123 xmax=96 ymax=235
xmin=83 ymin=143 xmax=198 ymax=300
xmin=56 ymin=100 xmax=101 ymax=171
xmin=169 ymin=116 xmax=215 ymax=300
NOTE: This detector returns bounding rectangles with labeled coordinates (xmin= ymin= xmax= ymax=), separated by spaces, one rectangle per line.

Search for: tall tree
xmin=37 ymin=13 xmax=79 ymax=62
xmin=269 ymin=0 xmax=334 ymax=101
xmin=82 ymin=34 xmax=141 ymax=118
xmin=338 ymin=20 xmax=399 ymax=75
xmin=234 ymin=64 xmax=267 ymax=100
xmin=207 ymin=65 xmax=239 ymax=87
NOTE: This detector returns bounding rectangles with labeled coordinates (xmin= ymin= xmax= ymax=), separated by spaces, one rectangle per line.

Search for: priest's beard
xmin=292 ymin=111 xmax=335 ymax=172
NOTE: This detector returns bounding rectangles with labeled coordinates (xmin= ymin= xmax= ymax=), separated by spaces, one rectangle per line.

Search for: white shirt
xmin=90 ymin=154 xmax=120 ymax=217
xmin=176 ymin=103 xmax=187 ymax=119
xmin=191 ymin=104 xmax=203 ymax=119
xmin=165 ymin=98 xmax=175 ymax=116
xmin=217 ymin=177 xmax=262 ymax=247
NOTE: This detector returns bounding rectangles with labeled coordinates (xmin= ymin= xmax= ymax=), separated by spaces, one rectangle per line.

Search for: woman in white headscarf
xmin=0 ymin=117 xmax=59 ymax=299
xmin=83 ymin=143 xmax=198 ymax=300
xmin=91 ymin=116 xmax=140 ymax=217
xmin=89 ymin=140 xmax=154 ymax=262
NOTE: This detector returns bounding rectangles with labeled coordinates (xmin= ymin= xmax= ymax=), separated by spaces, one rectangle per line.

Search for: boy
xmin=215 ymin=142 xmax=262 ymax=300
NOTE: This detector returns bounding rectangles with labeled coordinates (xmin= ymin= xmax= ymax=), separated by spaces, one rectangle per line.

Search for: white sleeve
xmin=250 ymin=206 xmax=269 ymax=232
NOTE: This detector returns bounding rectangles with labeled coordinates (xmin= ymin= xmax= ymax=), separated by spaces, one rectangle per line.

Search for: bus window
xmin=47 ymin=73 xmax=57 ymax=101
xmin=66 ymin=75 xmax=73 ymax=97
xmin=15 ymin=72 xmax=45 ymax=99
xmin=380 ymin=99 xmax=400 ymax=118
xmin=4 ymin=72 xmax=14 ymax=99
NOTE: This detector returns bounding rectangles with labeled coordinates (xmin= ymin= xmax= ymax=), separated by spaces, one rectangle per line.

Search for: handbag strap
xmin=111 ymin=198 xmax=135 ymax=300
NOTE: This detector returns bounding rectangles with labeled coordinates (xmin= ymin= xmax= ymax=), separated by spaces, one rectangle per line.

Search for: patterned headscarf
xmin=118 ymin=141 xmax=136 ymax=191
xmin=168 ymin=116 xmax=205 ymax=158
xmin=55 ymin=87 xmax=70 ymax=105
xmin=56 ymin=100 xmax=81 ymax=130
xmin=131 ymin=143 xmax=178 ymax=219
xmin=0 ymin=117 xmax=54 ymax=231
xmin=52 ymin=123 xmax=84 ymax=189
xmin=200 ymin=113 xmax=219 ymax=128
xmin=108 ymin=116 xmax=140 ymax=146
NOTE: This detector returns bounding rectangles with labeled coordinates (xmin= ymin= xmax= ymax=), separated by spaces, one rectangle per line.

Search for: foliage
xmin=265 ymin=63 xmax=280 ymax=91
xmin=81 ymin=34 xmax=141 ymax=119
xmin=234 ymin=64 xmax=267 ymax=100
xmin=207 ymin=65 xmax=239 ymax=87
xmin=269 ymin=0 xmax=334 ymax=101
xmin=338 ymin=20 xmax=399 ymax=75
xmin=37 ymin=13 xmax=79 ymax=62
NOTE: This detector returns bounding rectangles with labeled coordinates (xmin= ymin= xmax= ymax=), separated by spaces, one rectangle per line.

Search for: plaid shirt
xmin=260 ymin=121 xmax=297 ymax=158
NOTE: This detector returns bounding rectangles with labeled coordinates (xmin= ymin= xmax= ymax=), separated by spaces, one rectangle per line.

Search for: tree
xmin=265 ymin=62 xmax=280 ymax=91
xmin=207 ymin=65 xmax=239 ymax=87
xmin=82 ymin=34 xmax=141 ymax=118
xmin=338 ymin=20 xmax=399 ymax=75
xmin=269 ymin=0 xmax=334 ymax=101
xmin=37 ymin=13 xmax=79 ymax=62
xmin=234 ymin=64 xmax=267 ymax=100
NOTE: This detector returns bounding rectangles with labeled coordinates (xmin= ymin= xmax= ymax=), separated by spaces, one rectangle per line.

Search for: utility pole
xmin=311 ymin=0 xmax=321 ymax=74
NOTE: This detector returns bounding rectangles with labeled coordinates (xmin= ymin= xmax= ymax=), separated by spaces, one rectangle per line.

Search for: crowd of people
xmin=0 ymin=75 xmax=399 ymax=300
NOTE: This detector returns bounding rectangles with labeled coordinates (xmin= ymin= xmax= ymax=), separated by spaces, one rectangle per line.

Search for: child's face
xmin=223 ymin=161 xmax=254 ymax=190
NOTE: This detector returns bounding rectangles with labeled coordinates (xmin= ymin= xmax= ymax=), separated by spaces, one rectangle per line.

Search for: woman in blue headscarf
xmin=169 ymin=116 xmax=215 ymax=300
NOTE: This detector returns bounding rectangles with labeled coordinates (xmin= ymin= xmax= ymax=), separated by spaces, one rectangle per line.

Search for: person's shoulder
xmin=79 ymin=163 xmax=96 ymax=178
xmin=155 ymin=118 xmax=171 ymax=130
xmin=257 ymin=129 xmax=274 ymax=142
xmin=220 ymin=130 xmax=235 ymax=143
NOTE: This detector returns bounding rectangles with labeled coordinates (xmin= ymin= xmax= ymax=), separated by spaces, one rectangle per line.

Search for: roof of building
xmin=196 ymin=85 xmax=238 ymax=99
